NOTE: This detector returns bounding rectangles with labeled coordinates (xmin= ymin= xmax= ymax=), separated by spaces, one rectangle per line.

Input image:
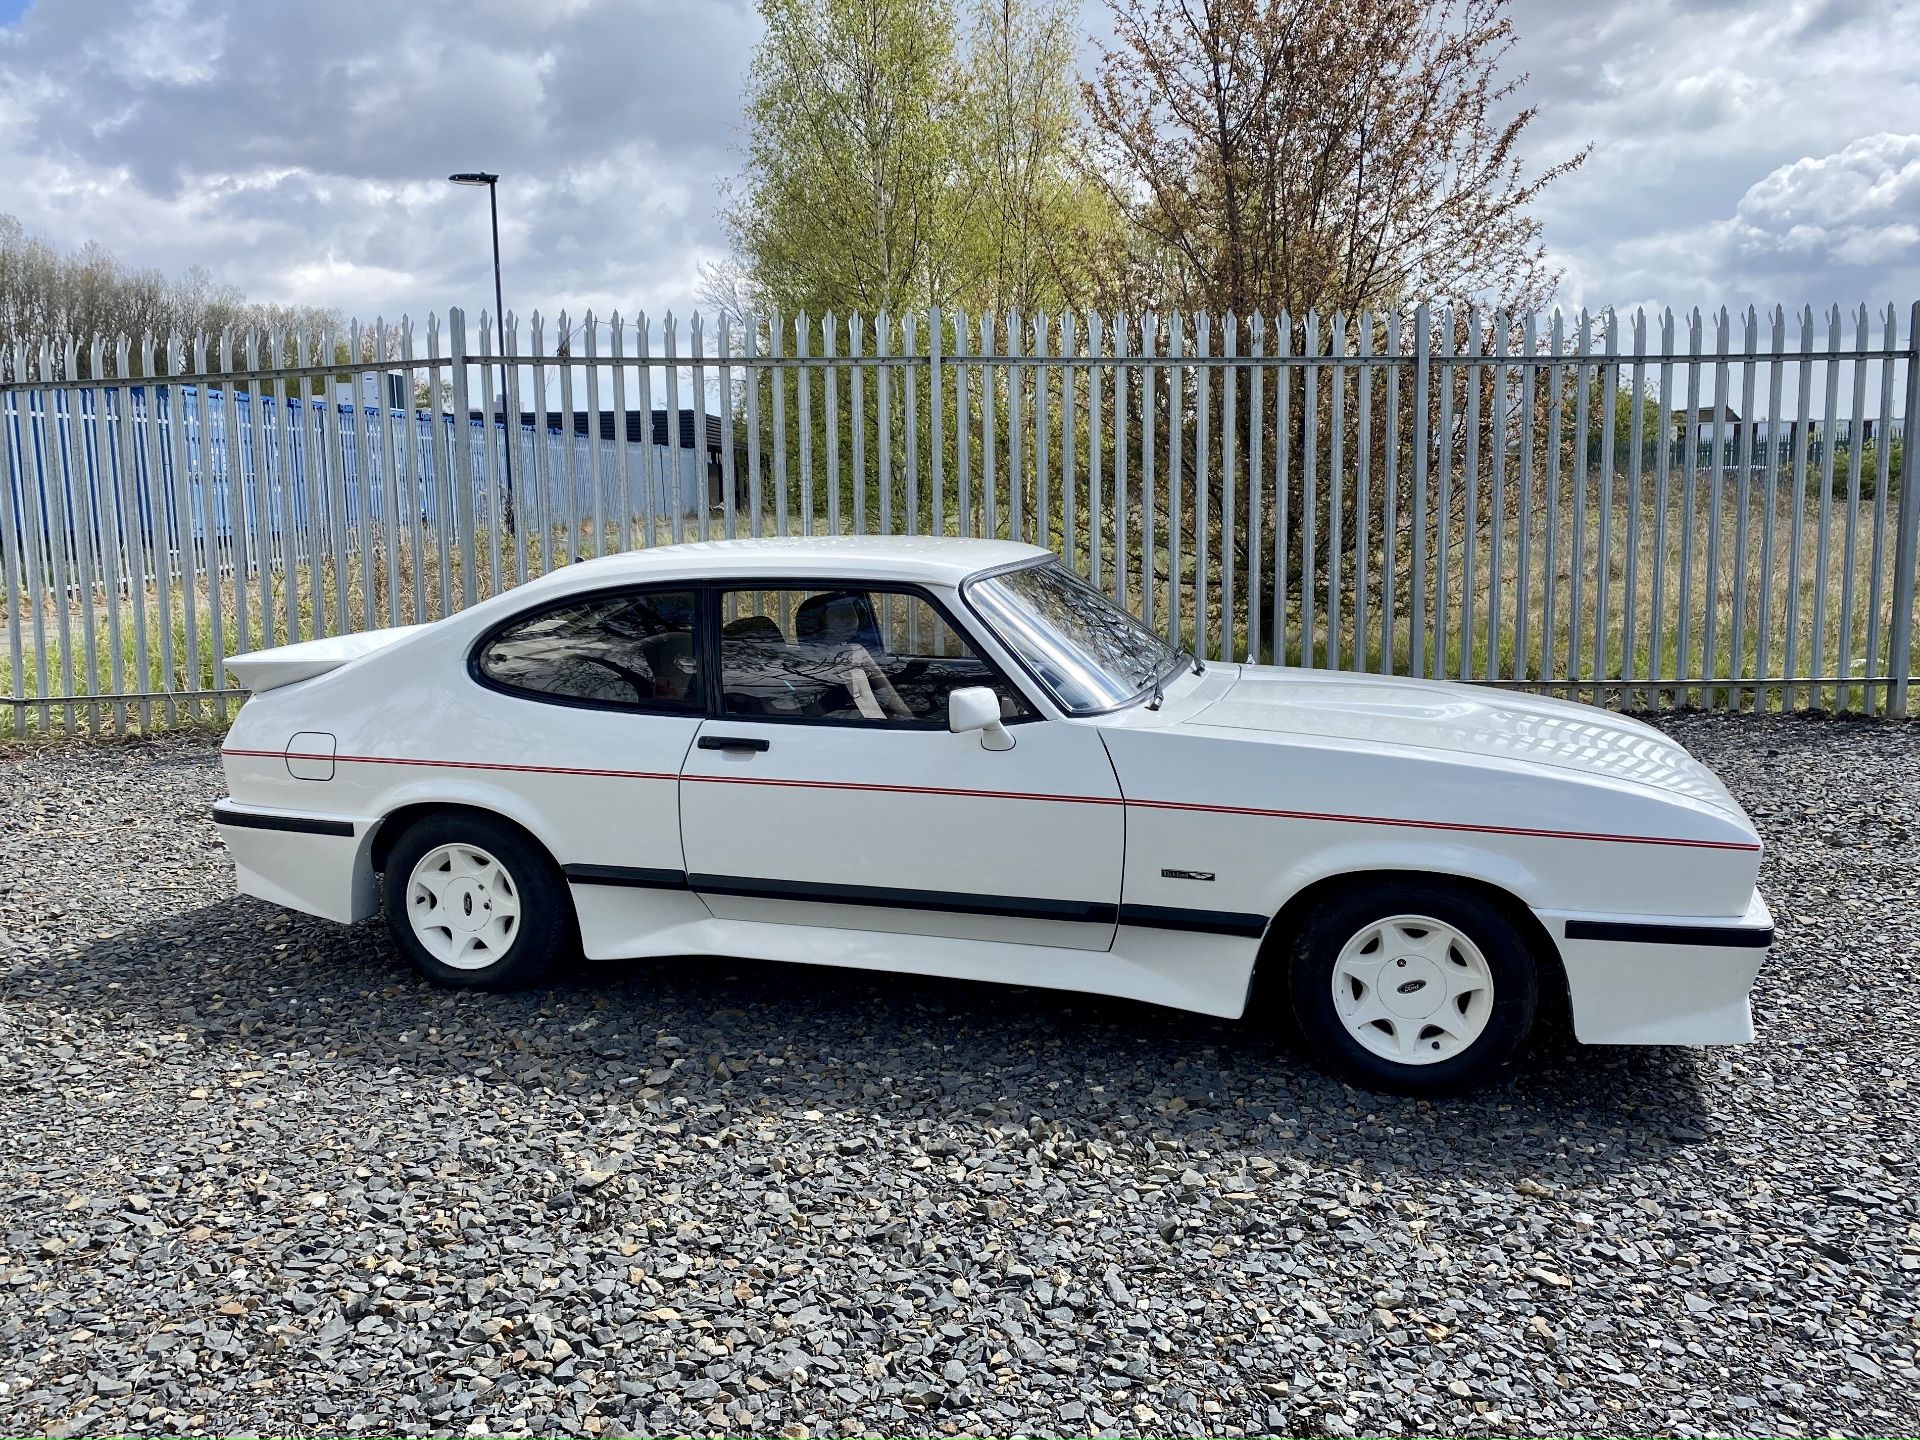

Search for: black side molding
xmin=558 ymin=867 xmax=1269 ymax=938
xmin=1565 ymin=918 xmax=1775 ymax=949
xmin=1118 ymin=903 xmax=1269 ymax=938
xmin=212 ymin=804 xmax=354 ymax=838
xmin=688 ymin=873 xmax=1117 ymax=925
xmin=563 ymin=864 xmax=690 ymax=890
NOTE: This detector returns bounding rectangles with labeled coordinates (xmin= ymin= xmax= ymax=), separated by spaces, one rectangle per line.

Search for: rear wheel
xmin=383 ymin=813 xmax=574 ymax=989
xmin=1286 ymin=879 xmax=1539 ymax=1095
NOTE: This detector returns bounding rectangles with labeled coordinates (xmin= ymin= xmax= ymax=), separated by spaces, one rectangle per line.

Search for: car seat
xmin=637 ymin=630 xmax=696 ymax=702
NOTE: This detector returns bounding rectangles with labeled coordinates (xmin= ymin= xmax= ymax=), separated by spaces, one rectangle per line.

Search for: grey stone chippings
xmin=0 ymin=714 xmax=1916 ymax=1436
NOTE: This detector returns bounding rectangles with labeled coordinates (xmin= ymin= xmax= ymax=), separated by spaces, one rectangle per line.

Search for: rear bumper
xmin=1542 ymin=889 xmax=1774 ymax=1045
xmin=212 ymin=801 xmax=379 ymax=924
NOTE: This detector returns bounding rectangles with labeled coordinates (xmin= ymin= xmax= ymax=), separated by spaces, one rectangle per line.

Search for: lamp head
xmin=448 ymin=172 xmax=498 ymax=186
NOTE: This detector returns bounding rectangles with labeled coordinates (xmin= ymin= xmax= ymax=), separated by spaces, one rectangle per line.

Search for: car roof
xmin=518 ymin=535 xmax=1052 ymax=595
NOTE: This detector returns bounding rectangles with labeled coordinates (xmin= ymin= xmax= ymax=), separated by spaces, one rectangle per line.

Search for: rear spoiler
xmin=222 ymin=624 xmax=424 ymax=693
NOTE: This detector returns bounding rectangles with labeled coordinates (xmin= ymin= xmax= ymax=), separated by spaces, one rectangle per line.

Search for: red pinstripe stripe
xmin=222 ymin=748 xmax=676 ymax=783
xmin=677 ymin=772 xmax=1124 ymax=806
xmin=1119 ymin=795 xmax=1759 ymax=850
xmin=220 ymin=748 xmax=1758 ymax=851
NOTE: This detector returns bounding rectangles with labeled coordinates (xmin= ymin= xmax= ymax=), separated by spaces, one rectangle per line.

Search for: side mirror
xmin=949 ymin=685 xmax=1015 ymax=751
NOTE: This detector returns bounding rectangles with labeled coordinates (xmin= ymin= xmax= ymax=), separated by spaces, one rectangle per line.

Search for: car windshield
xmin=968 ymin=560 xmax=1183 ymax=714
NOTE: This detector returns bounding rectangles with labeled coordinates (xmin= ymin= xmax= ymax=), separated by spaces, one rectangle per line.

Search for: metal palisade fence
xmin=1 ymin=301 xmax=1916 ymax=736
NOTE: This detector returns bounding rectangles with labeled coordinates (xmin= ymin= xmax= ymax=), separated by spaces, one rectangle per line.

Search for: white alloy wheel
xmin=405 ymin=842 xmax=522 ymax=970
xmin=1329 ymin=913 xmax=1495 ymax=1066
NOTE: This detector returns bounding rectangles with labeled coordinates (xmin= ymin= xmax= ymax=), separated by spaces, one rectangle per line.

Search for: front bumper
xmin=1542 ymin=888 xmax=1774 ymax=1045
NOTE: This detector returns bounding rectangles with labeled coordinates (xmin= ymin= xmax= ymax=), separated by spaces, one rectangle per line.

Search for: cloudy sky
xmin=0 ymin=0 xmax=1915 ymax=332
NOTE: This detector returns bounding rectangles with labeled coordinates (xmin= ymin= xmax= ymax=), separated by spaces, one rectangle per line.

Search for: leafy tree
xmin=723 ymin=0 xmax=959 ymax=319
xmin=1834 ymin=438 xmax=1903 ymax=501
xmin=721 ymin=0 xmax=1115 ymax=320
xmin=947 ymin=0 xmax=1119 ymax=315
xmin=1074 ymin=0 xmax=1585 ymax=653
xmin=721 ymin=0 xmax=1122 ymax=535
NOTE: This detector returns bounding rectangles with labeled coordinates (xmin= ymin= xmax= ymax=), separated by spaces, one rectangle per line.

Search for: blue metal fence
xmin=2 ymin=384 xmax=706 ymax=584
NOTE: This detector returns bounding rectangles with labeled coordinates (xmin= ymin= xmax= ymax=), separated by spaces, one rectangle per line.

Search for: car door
xmin=678 ymin=582 xmax=1124 ymax=950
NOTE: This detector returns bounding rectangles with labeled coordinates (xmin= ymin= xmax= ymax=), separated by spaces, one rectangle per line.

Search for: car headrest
xmin=794 ymin=593 xmax=879 ymax=648
xmin=638 ymin=630 xmax=692 ymax=664
xmin=638 ymin=630 xmax=694 ymax=698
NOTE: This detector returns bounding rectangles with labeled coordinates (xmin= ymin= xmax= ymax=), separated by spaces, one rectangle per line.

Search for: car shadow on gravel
xmin=50 ymin=896 xmax=1713 ymax=1180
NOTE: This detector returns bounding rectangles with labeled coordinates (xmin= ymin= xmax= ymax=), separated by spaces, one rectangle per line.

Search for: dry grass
xmin=3 ymin=473 xmax=1912 ymax=737
xmin=1360 ymin=467 xmax=1909 ymax=714
xmin=0 ymin=514 xmax=710 ymax=736
xmin=1099 ymin=467 xmax=1910 ymax=715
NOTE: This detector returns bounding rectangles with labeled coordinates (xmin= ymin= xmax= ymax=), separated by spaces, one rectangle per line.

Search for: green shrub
xmin=1828 ymin=439 xmax=1904 ymax=500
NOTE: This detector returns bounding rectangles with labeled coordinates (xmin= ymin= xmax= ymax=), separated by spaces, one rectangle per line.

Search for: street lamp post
xmin=449 ymin=171 xmax=515 ymax=532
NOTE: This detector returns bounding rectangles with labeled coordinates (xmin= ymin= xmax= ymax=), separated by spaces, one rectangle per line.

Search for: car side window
xmin=475 ymin=588 xmax=703 ymax=710
xmin=718 ymin=586 xmax=1031 ymax=724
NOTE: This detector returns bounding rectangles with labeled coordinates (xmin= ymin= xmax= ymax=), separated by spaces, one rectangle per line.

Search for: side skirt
xmin=564 ymin=864 xmax=1265 ymax=938
xmin=563 ymin=901 xmax=1263 ymax=1020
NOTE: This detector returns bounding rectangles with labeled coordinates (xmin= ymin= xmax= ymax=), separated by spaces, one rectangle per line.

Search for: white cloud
xmin=282 ymin=254 xmax=420 ymax=309
xmin=0 ymin=0 xmax=1915 ymax=326
xmin=1735 ymin=133 xmax=1920 ymax=264
xmin=1601 ymin=132 xmax=1920 ymax=310
xmin=0 ymin=0 xmax=756 ymax=325
xmin=104 ymin=0 xmax=225 ymax=86
xmin=1502 ymin=0 xmax=1920 ymax=310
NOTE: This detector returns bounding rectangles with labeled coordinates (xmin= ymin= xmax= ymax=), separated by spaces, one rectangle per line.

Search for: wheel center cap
xmin=445 ymin=879 xmax=489 ymax=933
xmin=1381 ymin=955 xmax=1445 ymax=1019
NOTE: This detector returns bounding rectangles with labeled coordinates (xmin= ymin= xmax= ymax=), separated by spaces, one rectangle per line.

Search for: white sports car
xmin=215 ymin=537 xmax=1773 ymax=1093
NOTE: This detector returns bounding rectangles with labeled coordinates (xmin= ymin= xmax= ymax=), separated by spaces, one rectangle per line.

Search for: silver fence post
xmin=929 ymin=306 xmax=944 ymax=537
xmin=448 ymin=308 xmax=479 ymax=611
xmin=0 ymin=382 xmax=26 ymax=736
xmin=1410 ymin=304 xmax=1430 ymax=677
xmin=1889 ymin=300 xmax=1920 ymax=717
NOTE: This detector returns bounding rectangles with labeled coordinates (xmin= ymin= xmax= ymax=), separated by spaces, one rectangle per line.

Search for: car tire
xmin=1286 ymin=879 xmax=1539 ymax=1095
xmin=382 ymin=813 xmax=575 ymax=990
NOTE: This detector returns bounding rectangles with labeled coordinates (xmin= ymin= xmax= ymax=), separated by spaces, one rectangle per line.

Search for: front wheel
xmin=383 ymin=813 xmax=575 ymax=989
xmin=1286 ymin=880 xmax=1539 ymax=1095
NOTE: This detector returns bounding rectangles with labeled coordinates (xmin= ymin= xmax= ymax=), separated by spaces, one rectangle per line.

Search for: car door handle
xmin=698 ymin=735 xmax=770 ymax=753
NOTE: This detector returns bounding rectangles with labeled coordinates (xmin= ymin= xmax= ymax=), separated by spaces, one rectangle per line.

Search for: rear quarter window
xmin=474 ymin=589 xmax=703 ymax=711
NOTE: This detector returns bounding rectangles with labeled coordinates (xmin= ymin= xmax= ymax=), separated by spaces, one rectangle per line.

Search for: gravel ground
xmin=0 ymin=713 xmax=1916 ymax=1438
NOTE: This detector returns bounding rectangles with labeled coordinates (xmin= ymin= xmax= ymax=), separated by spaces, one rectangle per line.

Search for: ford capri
xmin=214 ymin=536 xmax=1773 ymax=1093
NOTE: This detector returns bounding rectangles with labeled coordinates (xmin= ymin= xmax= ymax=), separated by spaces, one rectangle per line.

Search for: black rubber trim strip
xmin=211 ymin=804 xmax=354 ymax=838
xmin=688 ymin=873 xmax=1117 ymax=925
xmin=576 ymin=869 xmax=1267 ymax=936
xmin=1118 ymin=903 xmax=1269 ymax=938
xmin=563 ymin=864 xmax=690 ymax=890
xmin=1564 ymin=918 xmax=1775 ymax=948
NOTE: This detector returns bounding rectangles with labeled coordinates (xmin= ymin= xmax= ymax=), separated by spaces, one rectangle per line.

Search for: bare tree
xmin=1081 ymin=0 xmax=1586 ymax=656
xmin=0 ymin=213 xmax=336 ymax=380
xmin=1083 ymin=0 xmax=1586 ymax=319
